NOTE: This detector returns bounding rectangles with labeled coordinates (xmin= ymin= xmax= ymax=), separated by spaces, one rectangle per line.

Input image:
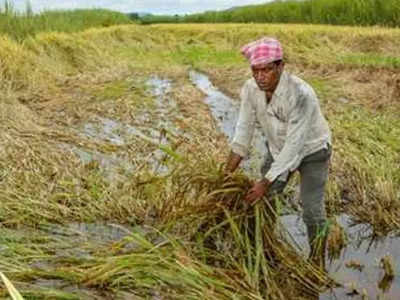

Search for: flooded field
xmin=20 ymin=70 xmax=394 ymax=299
xmin=0 ymin=23 xmax=399 ymax=299
xmin=0 ymin=69 xmax=396 ymax=299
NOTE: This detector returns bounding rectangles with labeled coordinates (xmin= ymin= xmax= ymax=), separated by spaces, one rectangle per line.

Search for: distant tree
xmin=3 ymin=0 xmax=15 ymax=16
xmin=26 ymin=1 xmax=33 ymax=17
xmin=127 ymin=12 xmax=139 ymax=20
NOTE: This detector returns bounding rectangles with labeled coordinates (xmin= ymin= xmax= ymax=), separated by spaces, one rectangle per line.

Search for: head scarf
xmin=241 ymin=37 xmax=283 ymax=66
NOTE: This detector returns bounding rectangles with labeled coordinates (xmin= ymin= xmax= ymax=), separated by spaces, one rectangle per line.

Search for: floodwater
xmin=63 ymin=76 xmax=186 ymax=176
xmin=282 ymin=214 xmax=400 ymax=299
xmin=189 ymin=70 xmax=400 ymax=300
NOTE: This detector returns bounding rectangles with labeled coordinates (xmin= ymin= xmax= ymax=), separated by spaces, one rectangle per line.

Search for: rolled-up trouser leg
xmin=298 ymin=146 xmax=331 ymax=265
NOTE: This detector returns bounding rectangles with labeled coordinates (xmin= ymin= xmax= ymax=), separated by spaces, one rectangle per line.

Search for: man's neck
xmin=265 ymin=91 xmax=273 ymax=103
xmin=265 ymin=71 xmax=284 ymax=104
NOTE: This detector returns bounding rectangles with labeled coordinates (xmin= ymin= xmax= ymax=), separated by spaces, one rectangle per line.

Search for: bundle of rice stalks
xmin=82 ymin=160 xmax=332 ymax=299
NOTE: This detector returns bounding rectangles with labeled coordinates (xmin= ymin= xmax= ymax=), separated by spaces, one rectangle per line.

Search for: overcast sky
xmin=10 ymin=0 xmax=269 ymax=15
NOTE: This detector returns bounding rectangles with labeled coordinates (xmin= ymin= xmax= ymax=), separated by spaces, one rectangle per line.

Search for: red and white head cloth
xmin=241 ymin=37 xmax=283 ymax=66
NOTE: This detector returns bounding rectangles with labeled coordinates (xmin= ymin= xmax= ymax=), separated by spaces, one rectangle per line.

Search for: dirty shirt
xmin=231 ymin=71 xmax=331 ymax=183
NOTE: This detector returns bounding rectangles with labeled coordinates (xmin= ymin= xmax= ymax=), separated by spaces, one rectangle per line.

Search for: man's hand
xmin=224 ymin=151 xmax=243 ymax=174
xmin=245 ymin=178 xmax=271 ymax=204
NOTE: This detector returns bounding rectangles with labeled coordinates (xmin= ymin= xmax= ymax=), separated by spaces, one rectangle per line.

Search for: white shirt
xmin=231 ymin=71 xmax=331 ymax=182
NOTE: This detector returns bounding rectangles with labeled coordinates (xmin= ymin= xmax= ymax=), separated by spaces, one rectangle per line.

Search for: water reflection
xmin=280 ymin=214 xmax=400 ymax=300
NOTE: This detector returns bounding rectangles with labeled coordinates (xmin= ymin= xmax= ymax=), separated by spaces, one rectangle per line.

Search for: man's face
xmin=251 ymin=62 xmax=282 ymax=92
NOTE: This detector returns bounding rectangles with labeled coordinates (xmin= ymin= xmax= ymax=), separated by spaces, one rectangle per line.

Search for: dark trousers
xmin=261 ymin=143 xmax=332 ymax=245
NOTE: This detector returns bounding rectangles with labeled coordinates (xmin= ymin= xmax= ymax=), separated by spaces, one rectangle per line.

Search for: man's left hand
xmin=245 ymin=179 xmax=271 ymax=204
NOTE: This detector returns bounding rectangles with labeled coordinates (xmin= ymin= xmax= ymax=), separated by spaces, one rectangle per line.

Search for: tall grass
xmin=146 ymin=0 xmax=400 ymax=27
xmin=0 ymin=1 xmax=132 ymax=41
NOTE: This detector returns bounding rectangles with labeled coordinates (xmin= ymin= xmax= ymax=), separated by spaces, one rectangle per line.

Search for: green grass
xmin=144 ymin=0 xmax=400 ymax=27
xmin=0 ymin=1 xmax=132 ymax=41
xmin=92 ymin=80 xmax=132 ymax=101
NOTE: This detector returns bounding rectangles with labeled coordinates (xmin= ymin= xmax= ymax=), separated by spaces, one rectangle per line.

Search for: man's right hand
xmin=224 ymin=151 xmax=243 ymax=174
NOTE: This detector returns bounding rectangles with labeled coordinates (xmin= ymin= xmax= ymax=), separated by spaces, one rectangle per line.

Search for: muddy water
xmin=281 ymin=214 xmax=400 ymax=299
xmin=146 ymin=76 xmax=183 ymax=138
xmin=189 ymin=71 xmax=399 ymax=300
xmin=145 ymin=76 xmax=187 ymax=174
xmin=63 ymin=76 xmax=187 ymax=176
xmin=78 ymin=115 xmax=160 ymax=175
xmin=321 ymin=217 xmax=400 ymax=299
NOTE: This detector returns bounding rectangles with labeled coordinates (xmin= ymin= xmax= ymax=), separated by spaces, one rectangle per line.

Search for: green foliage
xmin=146 ymin=0 xmax=400 ymax=27
xmin=0 ymin=2 xmax=132 ymax=41
xmin=140 ymin=14 xmax=181 ymax=25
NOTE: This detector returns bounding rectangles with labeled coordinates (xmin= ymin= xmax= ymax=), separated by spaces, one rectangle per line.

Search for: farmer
xmin=225 ymin=37 xmax=332 ymax=267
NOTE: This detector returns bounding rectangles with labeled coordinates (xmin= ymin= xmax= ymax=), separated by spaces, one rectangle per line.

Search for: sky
xmin=10 ymin=0 xmax=269 ymax=15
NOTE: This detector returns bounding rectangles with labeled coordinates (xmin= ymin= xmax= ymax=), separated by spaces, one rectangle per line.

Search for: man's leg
xmin=298 ymin=146 xmax=331 ymax=268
